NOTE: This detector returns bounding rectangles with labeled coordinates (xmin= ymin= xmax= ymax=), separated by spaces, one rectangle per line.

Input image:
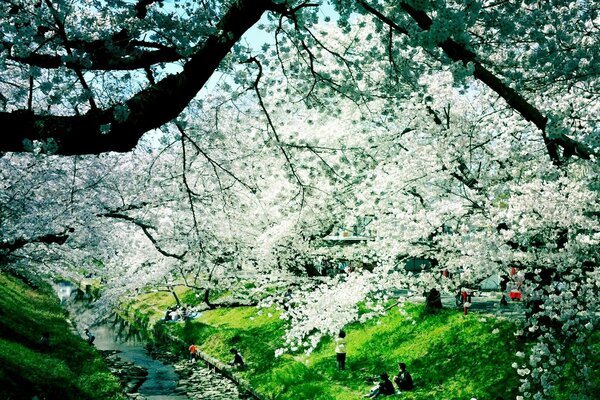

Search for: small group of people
xmin=334 ymin=330 xmax=413 ymax=397
xmin=364 ymin=363 xmax=413 ymax=398
xmin=163 ymin=304 xmax=201 ymax=322
xmin=455 ymin=288 xmax=473 ymax=315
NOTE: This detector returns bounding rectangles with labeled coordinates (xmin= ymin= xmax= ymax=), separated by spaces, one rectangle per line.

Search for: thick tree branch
xmin=359 ymin=0 xmax=598 ymax=165
xmin=0 ymin=227 xmax=74 ymax=253
xmin=0 ymin=0 xmax=276 ymax=155
xmin=3 ymin=40 xmax=182 ymax=70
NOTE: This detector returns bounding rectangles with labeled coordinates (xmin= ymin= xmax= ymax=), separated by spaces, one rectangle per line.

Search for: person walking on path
xmin=335 ymin=330 xmax=347 ymax=370
xmin=188 ymin=343 xmax=198 ymax=363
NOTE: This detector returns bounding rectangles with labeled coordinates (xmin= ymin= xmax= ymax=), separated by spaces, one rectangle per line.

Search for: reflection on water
xmin=55 ymin=281 xmax=183 ymax=398
xmin=93 ymin=317 xmax=180 ymax=396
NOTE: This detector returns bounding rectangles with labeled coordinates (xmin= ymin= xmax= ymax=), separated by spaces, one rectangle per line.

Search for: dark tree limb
xmin=0 ymin=227 xmax=74 ymax=253
xmin=4 ymin=40 xmax=182 ymax=71
xmin=359 ymin=0 xmax=598 ymax=165
xmin=0 ymin=0 xmax=278 ymax=155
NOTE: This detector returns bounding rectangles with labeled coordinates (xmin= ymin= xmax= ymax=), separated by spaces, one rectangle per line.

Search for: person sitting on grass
xmin=393 ymin=362 xmax=413 ymax=392
xmin=364 ymin=372 xmax=395 ymax=398
xmin=228 ymin=348 xmax=244 ymax=368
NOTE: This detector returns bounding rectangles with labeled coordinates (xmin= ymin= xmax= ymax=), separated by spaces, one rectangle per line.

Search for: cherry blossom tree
xmin=1 ymin=1 xmax=599 ymax=399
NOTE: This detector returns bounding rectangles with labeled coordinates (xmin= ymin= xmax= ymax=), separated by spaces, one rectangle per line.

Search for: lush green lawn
xmin=146 ymin=299 xmax=521 ymax=399
xmin=0 ymin=272 xmax=123 ymax=400
xmin=122 ymin=287 xmax=600 ymax=400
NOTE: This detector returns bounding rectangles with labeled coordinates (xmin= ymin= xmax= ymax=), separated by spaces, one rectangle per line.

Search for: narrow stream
xmin=92 ymin=318 xmax=186 ymax=400
xmin=55 ymin=281 xmax=250 ymax=400
xmin=55 ymin=281 xmax=185 ymax=399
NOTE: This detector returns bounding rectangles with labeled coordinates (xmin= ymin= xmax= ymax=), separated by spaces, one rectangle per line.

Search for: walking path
xmin=393 ymin=289 xmax=525 ymax=319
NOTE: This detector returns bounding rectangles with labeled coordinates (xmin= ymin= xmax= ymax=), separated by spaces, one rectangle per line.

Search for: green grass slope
xmin=0 ymin=272 xmax=123 ymax=400
xmin=149 ymin=301 xmax=521 ymax=400
xmin=122 ymin=288 xmax=600 ymax=399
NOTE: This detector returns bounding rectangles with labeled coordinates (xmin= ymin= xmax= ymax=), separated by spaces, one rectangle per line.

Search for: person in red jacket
xmin=188 ymin=343 xmax=198 ymax=363
xmin=462 ymin=290 xmax=472 ymax=315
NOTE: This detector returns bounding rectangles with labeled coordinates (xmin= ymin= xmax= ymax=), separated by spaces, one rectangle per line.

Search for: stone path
xmin=403 ymin=291 xmax=526 ymax=319
xmin=171 ymin=361 xmax=249 ymax=400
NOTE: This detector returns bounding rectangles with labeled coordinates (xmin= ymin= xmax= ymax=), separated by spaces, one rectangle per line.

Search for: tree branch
xmin=359 ymin=0 xmax=598 ymax=165
xmin=0 ymin=0 xmax=276 ymax=155
xmin=3 ymin=40 xmax=182 ymax=71
xmin=0 ymin=227 xmax=74 ymax=254
xmin=102 ymin=211 xmax=187 ymax=260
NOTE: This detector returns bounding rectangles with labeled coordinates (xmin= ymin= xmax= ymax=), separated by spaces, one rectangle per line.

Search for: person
xmin=364 ymin=372 xmax=395 ymax=398
xmin=425 ymin=288 xmax=442 ymax=310
xmin=188 ymin=343 xmax=198 ymax=363
xmin=228 ymin=348 xmax=244 ymax=368
xmin=84 ymin=328 xmax=95 ymax=345
xmin=455 ymin=289 xmax=464 ymax=307
xmin=500 ymin=293 xmax=508 ymax=306
xmin=335 ymin=330 xmax=347 ymax=370
xmin=393 ymin=362 xmax=413 ymax=391
xmin=463 ymin=290 xmax=471 ymax=315
xmin=500 ymin=274 xmax=510 ymax=292
xmin=38 ymin=331 xmax=50 ymax=350
xmin=282 ymin=288 xmax=293 ymax=311
xmin=169 ymin=308 xmax=180 ymax=321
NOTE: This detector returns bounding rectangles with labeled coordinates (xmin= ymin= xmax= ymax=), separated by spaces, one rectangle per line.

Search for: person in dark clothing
xmin=84 ymin=328 xmax=95 ymax=345
xmin=425 ymin=288 xmax=443 ymax=310
xmin=500 ymin=275 xmax=510 ymax=292
xmin=364 ymin=372 xmax=395 ymax=398
xmin=228 ymin=348 xmax=244 ymax=368
xmin=38 ymin=331 xmax=50 ymax=350
xmin=393 ymin=362 xmax=413 ymax=391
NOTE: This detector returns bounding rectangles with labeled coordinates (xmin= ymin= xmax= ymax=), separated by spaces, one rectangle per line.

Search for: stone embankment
xmin=99 ymin=350 xmax=148 ymax=394
xmin=172 ymin=360 xmax=248 ymax=399
xmin=101 ymin=347 xmax=255 ymax=400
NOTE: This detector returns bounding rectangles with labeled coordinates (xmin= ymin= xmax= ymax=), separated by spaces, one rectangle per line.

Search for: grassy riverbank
xmin=122 ymin=290 xmax=523 ymax=399
xmin=122 ymin=286 xmax=600 ymax=400
xmin=0 ymin=272 xmax=123 ymax=400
